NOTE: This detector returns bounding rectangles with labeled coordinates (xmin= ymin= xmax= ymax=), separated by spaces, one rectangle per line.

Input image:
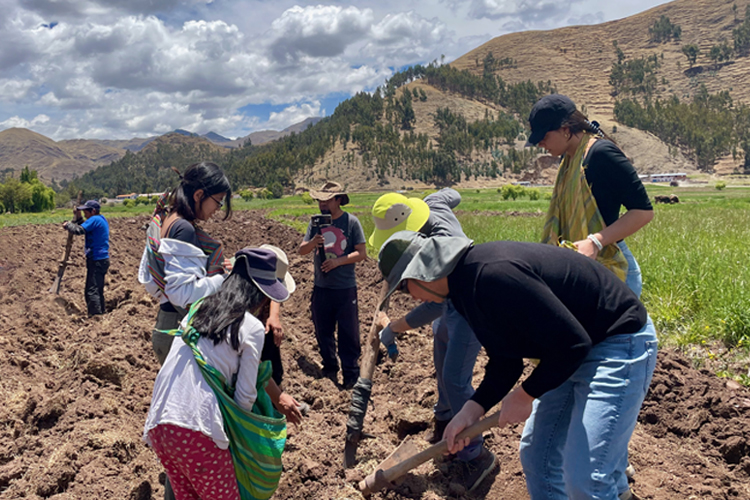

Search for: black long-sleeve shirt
xmin=447 ymin=241 xmax=647 ymax=411
xmin=584 ymin=139 xmax=653 ymax=227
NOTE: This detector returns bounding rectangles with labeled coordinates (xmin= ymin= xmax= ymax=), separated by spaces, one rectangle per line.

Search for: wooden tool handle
xmin=359 ymin=410 xmax=500 ymax=495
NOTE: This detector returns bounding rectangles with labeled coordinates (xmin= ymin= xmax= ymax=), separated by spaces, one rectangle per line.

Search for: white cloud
xmin=265 ymin=101 xmax=324 ymax=131
xmin=0 ymin=113 xmax=50 ymax=129
xmin=0 ymin=79 xmax=36 ymax=100
xmin=0 ymin=0 xmax=673 ymax=141
xmin=267 ymin=5 xmax=374 ymax=62
xmin=363 ymin=11 xmax=450 ymax=64
xmin=467 ymin=0 xmax=574 ymax=22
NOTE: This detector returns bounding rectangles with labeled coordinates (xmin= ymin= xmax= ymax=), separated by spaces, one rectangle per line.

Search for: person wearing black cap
xmin=527 ymin=94 xmax=653 ymax=299
xmin=63 ymin=200 xmax=110 ymax=316
xmin=377 ymin=230 xmax=657 ymax=500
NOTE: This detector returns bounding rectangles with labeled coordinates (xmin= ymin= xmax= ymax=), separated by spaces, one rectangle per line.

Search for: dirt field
xmin=1 ymin=211 xmax=749 ymax=500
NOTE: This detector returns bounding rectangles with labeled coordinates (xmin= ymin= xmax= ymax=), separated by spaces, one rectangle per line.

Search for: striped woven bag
xmin=164 ymin=299 xmax=287 ymax=500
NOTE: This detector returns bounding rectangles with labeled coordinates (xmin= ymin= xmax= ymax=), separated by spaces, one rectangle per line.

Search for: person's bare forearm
xmin=596 ymin=209 xmax=653 ymax=247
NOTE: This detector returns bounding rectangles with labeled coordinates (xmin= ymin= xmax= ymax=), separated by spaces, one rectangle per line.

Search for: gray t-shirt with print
xmin=304 ymin=212 xmax=366 ymax=289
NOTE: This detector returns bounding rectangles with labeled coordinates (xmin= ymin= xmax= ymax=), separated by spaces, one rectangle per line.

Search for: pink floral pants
xmin=149 ymin=424 xmax=240 ymax=500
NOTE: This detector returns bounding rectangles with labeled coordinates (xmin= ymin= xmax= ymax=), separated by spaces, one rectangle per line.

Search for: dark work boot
xmin=425 ymin=417 xmax=451 ymax=444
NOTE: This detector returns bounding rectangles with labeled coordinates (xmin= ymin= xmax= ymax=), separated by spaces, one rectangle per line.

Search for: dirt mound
xmin=0 ymin=213 xmax=748 ymax=499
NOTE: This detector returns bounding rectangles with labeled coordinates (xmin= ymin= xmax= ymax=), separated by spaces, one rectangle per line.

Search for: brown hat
xmin=309 ymin=181 xmax=349 ymax=206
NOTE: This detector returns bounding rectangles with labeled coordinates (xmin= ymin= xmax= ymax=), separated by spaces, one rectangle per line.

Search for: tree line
xmin=55 ymin=59 xmax=551 ymax=202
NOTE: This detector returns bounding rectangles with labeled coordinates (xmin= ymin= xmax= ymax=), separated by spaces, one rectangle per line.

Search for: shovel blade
xmin=377 ymin=437 xmax=421 ymax=472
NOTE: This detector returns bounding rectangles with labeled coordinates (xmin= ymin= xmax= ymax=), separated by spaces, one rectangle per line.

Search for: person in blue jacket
xmin=63 ymin=200 xmax=110 ymax=316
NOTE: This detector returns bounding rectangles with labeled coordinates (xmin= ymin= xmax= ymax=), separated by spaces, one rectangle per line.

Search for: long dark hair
xmin=190 ymin=264 xmax=269 ymax=350
xmin=562 ymin=110 xmax=617 ymax=145
xmin=169 ymin=161 xmax=233 ymax=221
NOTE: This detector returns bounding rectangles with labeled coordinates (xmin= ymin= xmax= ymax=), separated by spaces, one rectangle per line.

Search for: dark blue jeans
xmin=85 ymin=258 xmax=109 ymax=316
xmin=311 ymin=286 xmax=361 ymax=383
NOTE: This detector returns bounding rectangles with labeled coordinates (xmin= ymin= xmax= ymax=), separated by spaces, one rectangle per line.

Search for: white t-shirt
xmin=143 ymin=312 xmax=266 ymax=449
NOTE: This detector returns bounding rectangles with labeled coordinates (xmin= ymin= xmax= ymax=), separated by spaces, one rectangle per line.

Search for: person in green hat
xmin=370 ymin=188 xmax=495 ymax=493
xmin=377 ymin=230 xmax=657 ymax=500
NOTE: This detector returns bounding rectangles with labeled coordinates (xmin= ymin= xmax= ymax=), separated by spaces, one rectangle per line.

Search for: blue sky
xmin=0 ymin=0 xmax=671 ymax=141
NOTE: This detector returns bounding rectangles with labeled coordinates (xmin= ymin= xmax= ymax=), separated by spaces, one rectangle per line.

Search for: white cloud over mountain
xmin=0 ymin=0 xmax=670 ymax=140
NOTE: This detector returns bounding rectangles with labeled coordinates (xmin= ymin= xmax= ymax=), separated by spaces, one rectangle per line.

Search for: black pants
xmin=261 ymin=332 xmax=284 ymax=386
xmin=85 ymin=258 xmax=109 ymax=316
xmin=311 ymin=286 xmax=361 ymax=384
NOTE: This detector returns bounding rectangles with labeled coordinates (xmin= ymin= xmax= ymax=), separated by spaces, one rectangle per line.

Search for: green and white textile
xmin=162 ymin=299 xmax=287 ymax=500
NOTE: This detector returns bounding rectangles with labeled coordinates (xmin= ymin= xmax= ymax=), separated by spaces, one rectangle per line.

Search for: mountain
xmin=0 ymin=128 xmax=126 ymax=182
xmin=226 ymin=117 xmax=323 ymax=148
xmin=450 ymin=0 xmax=747 ymax=174
xmin=202 ymin=131 xmax=232 ymax=143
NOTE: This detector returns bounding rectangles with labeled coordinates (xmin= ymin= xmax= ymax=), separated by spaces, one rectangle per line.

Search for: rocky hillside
xmin=0 ymin=128 xmax=126 ymax=182
xmin=452 ymin=0 xmax=749 ymax=174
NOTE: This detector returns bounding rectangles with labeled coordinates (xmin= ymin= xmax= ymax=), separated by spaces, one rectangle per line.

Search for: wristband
xmin=587 ymin=234 xmax=603 ymax=252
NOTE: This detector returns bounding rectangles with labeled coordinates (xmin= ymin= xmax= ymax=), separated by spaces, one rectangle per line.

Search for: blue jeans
xmin=618 ymin=241 xmax=642 ymax=298
xmin=519 ymin=317 xmax=658 ymax=500
xmin=433 ymin=300 xmax=483 ymax=461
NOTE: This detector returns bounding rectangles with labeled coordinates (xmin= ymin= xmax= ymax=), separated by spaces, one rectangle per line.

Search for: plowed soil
xmin=1 ymin=211 xmax=749 ymax=500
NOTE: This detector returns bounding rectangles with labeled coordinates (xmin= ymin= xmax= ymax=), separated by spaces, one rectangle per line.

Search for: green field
xmin=3 ymin=184 xmax=749 ymax=381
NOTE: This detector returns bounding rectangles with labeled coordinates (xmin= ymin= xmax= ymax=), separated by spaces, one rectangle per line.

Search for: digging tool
xmin=359 ymin=410 xmax=501 ymax=496
xmin=50 ymin=191 xmax=83 ymax=294
xmin=343 ymin=281 xmax=390 ymax=468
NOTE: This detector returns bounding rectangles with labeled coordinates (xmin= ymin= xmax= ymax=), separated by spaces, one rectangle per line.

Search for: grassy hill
xmin=452 ymin=0 xmax=750 ymax=174
xmin=0 ymin=128 xmax=125 ymax=182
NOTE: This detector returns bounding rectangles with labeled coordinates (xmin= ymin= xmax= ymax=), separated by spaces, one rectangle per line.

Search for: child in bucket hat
xmin=144 ymin=246 xmax=302 ymax=500
xmin=378 ymin=230 xmax=657 ymax=500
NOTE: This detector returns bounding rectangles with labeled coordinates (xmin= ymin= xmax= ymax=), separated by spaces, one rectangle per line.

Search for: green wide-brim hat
xmin=377 ymin=230 xmax=473 ymax=310
xmin=368 ymin=193 xmax=430 ymax=252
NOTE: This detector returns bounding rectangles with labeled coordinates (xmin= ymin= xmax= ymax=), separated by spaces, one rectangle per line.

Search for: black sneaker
xmin=425 ymin=418 xmax=450 ymax=444
xmin=460 ymin=447 xmax=497 ymax=493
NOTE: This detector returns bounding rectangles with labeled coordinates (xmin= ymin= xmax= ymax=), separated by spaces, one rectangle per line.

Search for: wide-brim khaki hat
xmin=377 ymin=230 xmax=473 ymax=310
xmin=309 ymin=181 xmax=349 ymax=205
xmin=259 ymin=244 xmax=296 ymax=295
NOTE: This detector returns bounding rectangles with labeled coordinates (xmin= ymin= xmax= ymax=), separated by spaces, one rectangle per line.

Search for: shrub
xmin=123 ymin=199 xmax=136 ymax=208
xmin=136 ymin=196 xmax=149 ymax=205
xmin=257 ymin=188 xmax=273 ymax=200
xmin=151 ymin=195 xmax=159 ymax=204
xmin=238 ymin=189 xmax=254 ymax=201
xmin=527 ymin=188 xmax=541 ymax=200
xmin=715 ymin=181 xmax=727 ymax=190
xmin=300 ymin=192 xmax=314 ymax=205
xmin=499 ymin=184 xmax=526 ymax=200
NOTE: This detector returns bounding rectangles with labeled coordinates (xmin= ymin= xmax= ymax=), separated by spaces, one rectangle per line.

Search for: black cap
xmin=526 ymin=94 xmax=577 ymax=146
xmin=76 ymin=200 xmax=101 ymax=211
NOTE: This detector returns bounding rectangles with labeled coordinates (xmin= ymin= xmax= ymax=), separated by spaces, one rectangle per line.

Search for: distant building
xmin=116 ymin=193 xmax=137 ymax=200
xmin=638 ymin=173 xmax=687 ymax=183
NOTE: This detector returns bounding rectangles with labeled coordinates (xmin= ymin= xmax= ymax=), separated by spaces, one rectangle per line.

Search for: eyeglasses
xmin=209 ymin=194 xmax=225 ymax=208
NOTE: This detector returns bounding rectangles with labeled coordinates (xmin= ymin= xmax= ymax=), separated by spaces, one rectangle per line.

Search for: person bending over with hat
xmin=527 ymin=94 xmax=653 ymax=298
xmin=378 ymin=231 xmax=657 ymax=500
xmin=299 ymin=181 xmax=366 ymax=390
xmin=370 ymin=189 xmax=495 ymax=493
xmin=144 ymin=247 xmax=303 ymax=500
xmin=63 ymin=200 xmax=110 ymax=316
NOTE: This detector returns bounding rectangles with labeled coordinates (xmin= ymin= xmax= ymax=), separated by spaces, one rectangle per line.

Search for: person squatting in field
xmin=369 ymin=189 xmax=496 ymax=493
xmin=378 ymin=231 xmax=657 ymax=500
xmin=527 ymin=93 xmax=653 ymax=297
xmin=143 ymin=247 xmax=302 ymax=500
xmin=62 ymin=199 xmax=110 ymax=316
xmin=299 ymin=181 xmax=367 ymax=390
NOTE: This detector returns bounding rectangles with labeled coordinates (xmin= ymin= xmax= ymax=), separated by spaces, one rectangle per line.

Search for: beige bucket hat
xmin=309 ymin=181 xmax=349 ymax=206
